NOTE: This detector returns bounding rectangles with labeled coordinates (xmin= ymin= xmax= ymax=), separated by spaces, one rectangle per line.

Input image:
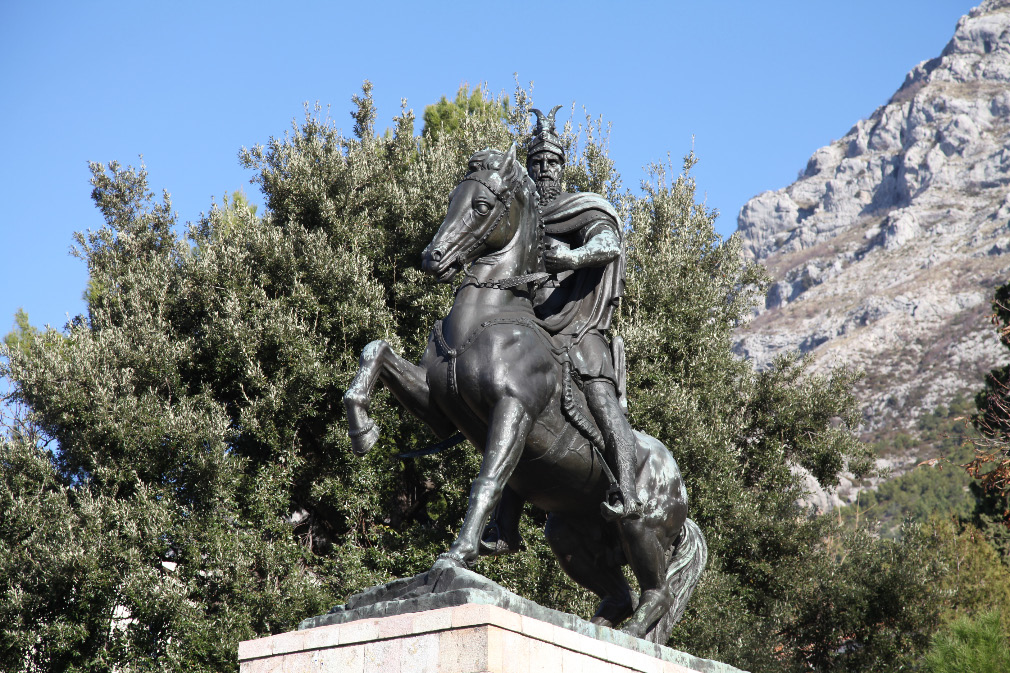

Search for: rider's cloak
xmin=534 ymin=192 xmax=625 ymax=346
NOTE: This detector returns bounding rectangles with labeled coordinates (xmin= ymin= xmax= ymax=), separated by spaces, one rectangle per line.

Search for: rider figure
xmin=481 ymin=106 xmax=643 ymax=554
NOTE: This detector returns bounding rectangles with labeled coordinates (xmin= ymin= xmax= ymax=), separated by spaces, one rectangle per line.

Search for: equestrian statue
xmin=343 ymin=107 xmax=707 ymax=643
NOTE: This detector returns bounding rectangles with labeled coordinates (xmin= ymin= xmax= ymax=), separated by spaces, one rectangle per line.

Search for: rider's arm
xmin=544 ymin=220 xmax=620 ymax=271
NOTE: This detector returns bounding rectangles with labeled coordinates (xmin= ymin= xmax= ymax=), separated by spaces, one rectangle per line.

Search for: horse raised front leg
xmin=344 ymin=339 xmax=454 ymax=455
xmin=438 ymin=397 xmax=533 ymax=567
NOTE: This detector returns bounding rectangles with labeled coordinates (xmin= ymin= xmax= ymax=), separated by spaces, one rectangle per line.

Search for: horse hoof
xmin=349 ymin=422 xmax=379 ymax=456
xmin=440 ymin=550 xmax=471 ymax=567
xmin=621 ymin=589 xmax=669 ymax=639
xmin=592 ymin=595 xmax=634 ymax=629
xmin=621 ymin=620 xmax=649 ymax=639
xmin=425 ymin=552 xmax=468 ymax=592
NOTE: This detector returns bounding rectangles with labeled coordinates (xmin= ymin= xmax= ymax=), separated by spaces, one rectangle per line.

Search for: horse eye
xmin=474 ymin=201 xmax=492 ymax=216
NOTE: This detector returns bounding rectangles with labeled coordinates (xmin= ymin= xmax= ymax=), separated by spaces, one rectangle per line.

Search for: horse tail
xmin=645 ymin=517 xmax=708 ymax=645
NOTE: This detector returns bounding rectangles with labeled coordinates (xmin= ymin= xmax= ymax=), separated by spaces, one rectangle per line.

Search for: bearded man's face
xmin=527 ymin=151 xmax=563 ymax=203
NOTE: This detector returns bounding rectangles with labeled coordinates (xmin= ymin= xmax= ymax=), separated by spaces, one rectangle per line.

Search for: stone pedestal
xmin=238 ymin=603 xmax=744 ymax=673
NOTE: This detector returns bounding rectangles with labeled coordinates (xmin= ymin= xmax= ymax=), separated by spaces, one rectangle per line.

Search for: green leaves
xmin=421 ymin=83 xmax=507 ymax=140
xmin=3 ymin=309 xmax=43 ymax=356
xmin=0 ymin=433 xmax=177 ymax=671
xmin=925 ymin=612 xmax=1010 ymax=673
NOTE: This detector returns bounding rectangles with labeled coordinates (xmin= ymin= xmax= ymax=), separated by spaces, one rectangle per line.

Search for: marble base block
xmin=238 ymin=603 xmax=743 ymax=673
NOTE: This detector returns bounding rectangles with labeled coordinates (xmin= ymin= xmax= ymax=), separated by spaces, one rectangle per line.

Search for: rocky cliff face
xmin=736 ymin=0 xmax=1010 ymax=452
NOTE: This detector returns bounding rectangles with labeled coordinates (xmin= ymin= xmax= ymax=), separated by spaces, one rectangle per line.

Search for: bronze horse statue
xmin=343 ymin=145 xmax=706 ymax=642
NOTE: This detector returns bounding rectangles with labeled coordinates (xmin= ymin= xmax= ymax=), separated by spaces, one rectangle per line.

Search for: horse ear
xmin=504 ymin=143 xmax=517 ymax=172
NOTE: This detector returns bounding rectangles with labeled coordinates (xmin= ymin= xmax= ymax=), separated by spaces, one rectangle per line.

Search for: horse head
xmin=422 ymin=144 xmax=538 ymax=282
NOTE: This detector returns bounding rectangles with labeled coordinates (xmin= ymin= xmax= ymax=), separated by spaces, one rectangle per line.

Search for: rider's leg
xmin=479 ymin=485 xmax=524 ymax=556
xmin=584 ymin=379 xmax=643 ymax=519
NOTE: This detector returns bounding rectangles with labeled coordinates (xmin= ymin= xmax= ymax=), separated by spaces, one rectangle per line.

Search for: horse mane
xmin=465 ymin=148 xmax=527 ymax=189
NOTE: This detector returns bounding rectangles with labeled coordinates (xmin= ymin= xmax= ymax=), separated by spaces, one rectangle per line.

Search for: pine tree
xmin=925 ymin=611 xmax=1010 ymax=673
xmin=421 ymin=83 xmax=506 ymax=140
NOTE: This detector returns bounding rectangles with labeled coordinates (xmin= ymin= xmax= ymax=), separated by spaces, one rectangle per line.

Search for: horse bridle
xmin=457 ymin=171 xmax=517 ymax=261
xmin=454 ymin=171 xmax=549 ymax=291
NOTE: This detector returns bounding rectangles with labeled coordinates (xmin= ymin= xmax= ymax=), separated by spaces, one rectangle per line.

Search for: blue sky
xmin=0 ymin=1 xmax=975 ymax=334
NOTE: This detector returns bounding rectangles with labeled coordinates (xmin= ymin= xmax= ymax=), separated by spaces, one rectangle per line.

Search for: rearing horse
xmin=344 ymin=145 xmax=706 ymax=642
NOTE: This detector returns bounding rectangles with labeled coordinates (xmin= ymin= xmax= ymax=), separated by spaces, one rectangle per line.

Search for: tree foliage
xmin=925 ymin=611 xmax=1010 ymax=673
xmin=421 ymin=83 xmax=506 ymax=140
xmin=968 ymin=281 xmax=1010 ymax=491
xmin=0 ymin=81 xmax=967 ymax=672
xmin=4 ymin=309 xmax=43 ymax=357
xmin=840 ymin=398 xmax=978 ymax=539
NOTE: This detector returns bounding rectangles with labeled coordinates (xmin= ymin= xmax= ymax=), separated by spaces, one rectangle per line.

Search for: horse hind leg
xmin=344 ymin=339 xmax=454 ymax=455
xmin=643 ymin=518 xmax=708 ymax=645
xmin=619 ymin=516 xmax=675 ymax=639
xmin=622 ymin=518 xmax=708 ymax=643
xmin=544 ymin=513 xmax=634 ymax=628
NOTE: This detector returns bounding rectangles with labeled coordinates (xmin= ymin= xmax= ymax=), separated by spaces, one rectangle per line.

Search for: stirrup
xmin=600 ymin=491 xmax=643 ymax=522
xmin=600 ymin=499 xmax=624 ymax=521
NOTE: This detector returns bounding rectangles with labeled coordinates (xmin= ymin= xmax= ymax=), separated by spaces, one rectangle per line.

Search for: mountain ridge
xmin=733 ymin=0 xmax=1010 ymax=507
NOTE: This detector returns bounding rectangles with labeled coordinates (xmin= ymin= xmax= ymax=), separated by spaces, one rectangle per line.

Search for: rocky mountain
xmin=734 ymin=0 xmax=1010 ymax=507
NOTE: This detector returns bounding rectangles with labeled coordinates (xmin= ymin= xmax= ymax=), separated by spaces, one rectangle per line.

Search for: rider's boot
xmin=479 ymin=486 xmax=524 ymax=555
xmin=615 ymin=430 xmax=643 ymax=519
xmin=585 ymin=378 xmax=643 ymax=521
xmin=601 ymin=430 xmax=643 ymax=521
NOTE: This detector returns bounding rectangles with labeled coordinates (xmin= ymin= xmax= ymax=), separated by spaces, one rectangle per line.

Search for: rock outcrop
xmin=735 ymin=0 xmax=1010 ymax=457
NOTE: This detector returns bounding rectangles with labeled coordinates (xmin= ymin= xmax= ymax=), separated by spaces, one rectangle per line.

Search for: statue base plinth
xmin=238 ymin=602 xmax=745 ymax=673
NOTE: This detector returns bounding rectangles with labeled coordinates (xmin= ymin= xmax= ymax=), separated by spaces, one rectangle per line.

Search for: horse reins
xmin=460 ymin=269 xmax=550 ymax=292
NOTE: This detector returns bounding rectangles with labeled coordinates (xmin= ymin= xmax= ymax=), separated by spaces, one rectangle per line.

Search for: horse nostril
xmin=430 ymin=248 xmax=443 ymax=263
